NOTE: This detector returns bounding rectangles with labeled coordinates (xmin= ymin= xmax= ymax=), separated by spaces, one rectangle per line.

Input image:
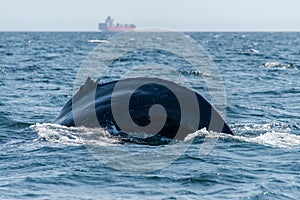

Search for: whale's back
xmin=53 ymin=78 xmax=233 ymax=140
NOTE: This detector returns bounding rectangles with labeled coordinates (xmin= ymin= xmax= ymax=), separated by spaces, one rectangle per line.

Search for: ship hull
xmin=99 ymin=27 xmax=136 ymax=32
xmin=98 ymin=20 xmax=136 ymax=32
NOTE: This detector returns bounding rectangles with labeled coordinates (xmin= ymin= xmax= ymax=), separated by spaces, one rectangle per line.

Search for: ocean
xmin=0 ymin=32 xmax=299 ymax=199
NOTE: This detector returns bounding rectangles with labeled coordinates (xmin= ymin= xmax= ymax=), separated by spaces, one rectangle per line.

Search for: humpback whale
xmin=53 ymin=77 xmax=233 ymax=143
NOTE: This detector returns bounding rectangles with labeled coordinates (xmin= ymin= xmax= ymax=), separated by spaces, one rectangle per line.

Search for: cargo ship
xmin=98 ymin=16 xmax=136 ymax=32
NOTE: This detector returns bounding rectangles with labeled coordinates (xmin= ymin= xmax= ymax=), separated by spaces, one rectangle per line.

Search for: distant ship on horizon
xmin=98 ymin=16 xmax=136 ymax=32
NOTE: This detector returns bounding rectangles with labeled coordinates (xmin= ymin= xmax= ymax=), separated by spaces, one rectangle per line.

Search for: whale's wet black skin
xmin=53 ymin=77 xmax=233 ymax=142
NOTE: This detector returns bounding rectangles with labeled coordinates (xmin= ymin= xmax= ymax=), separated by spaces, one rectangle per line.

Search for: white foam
xmin=233 ymin=131 xmax=300 ymax=148
xmin=249 ymin=48 xmax=260 ymax=53
xmin=31 ymin=122 xmax=300 ymax=149
xmin=184 ymin=128 xmax=210 ymax=141
xmin=31 ymin=123 xmax=119 ymax=146
xmin=261 ymin=62 xmax=299 ymax=69
xmin=87 ymin=39 xmax=109 ymax=43
xmin=183 ymin=122 xmax=300 ymax=148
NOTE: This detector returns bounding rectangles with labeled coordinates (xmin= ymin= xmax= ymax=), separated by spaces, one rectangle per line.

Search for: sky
xmin=1 ymin=0 xmax=300 ymax=31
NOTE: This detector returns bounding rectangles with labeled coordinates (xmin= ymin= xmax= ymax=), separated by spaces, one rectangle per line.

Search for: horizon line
xmin=1 ymin=29 xmax=300 ymax=32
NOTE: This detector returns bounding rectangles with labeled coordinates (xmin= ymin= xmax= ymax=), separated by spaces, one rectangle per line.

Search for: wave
xmin=175 ymin=69 xmax=211 ymax=77
xmin=234 ymin=122 xmax=300 ymax=148
xmin=87 ymin=39 xmax=109 ymax=43
xmin=32 ymin=122 xmax=300 ymax=149
xmin=31 ymin=123 xmax=119 ymax=146
xmin=233 ymin=131 xmax=300 ymax=148
xmin=187 ymin=122 xmax=300 ymax=148
xmin=260 ymin=62 xmax=299 ymax=69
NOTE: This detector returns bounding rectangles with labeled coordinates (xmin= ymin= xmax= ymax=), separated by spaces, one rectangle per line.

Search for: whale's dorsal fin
xmin=74 ymin=77 xmax=100 ymax=98
xmin=79 ymin=77 xmax=99 ymax=90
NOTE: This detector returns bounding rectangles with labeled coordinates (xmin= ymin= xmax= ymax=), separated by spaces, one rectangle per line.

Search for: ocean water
xmin=0 ymin=32 xmax=300 ymax=199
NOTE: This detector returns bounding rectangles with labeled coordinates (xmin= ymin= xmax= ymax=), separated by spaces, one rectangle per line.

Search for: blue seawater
xmin=0 ymin=32 xmax=300 ymax=199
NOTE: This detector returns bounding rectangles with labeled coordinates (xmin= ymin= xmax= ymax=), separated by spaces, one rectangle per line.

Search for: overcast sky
xmin=1 ymin=0 xmax=300 ymax=31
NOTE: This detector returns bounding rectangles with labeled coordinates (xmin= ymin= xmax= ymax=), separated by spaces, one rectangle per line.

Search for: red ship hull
xmin=105 ymin=26 xmax=136 ymax=32
xmin=98 ymin=16 xmax=136 ymax=32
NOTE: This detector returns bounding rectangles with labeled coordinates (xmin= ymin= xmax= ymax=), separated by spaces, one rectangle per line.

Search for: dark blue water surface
xmin=1 ymin=32 xmax=300 ymax=199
